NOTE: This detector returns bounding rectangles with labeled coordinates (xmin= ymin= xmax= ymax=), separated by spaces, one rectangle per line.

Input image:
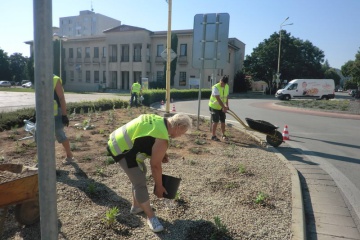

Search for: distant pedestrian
xmin=130 ymin=80 xmax=142 ymax=107
xmin=209 ymin=75 xmax=229 ymax=141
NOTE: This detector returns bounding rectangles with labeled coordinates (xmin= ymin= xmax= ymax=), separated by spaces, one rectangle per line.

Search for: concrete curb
xmin=270 ymin=147 xmax=305 ymax=240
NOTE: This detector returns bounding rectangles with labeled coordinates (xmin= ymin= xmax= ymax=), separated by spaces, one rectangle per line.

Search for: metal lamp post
xmin=276 ymin=17 xmax=293 ymax=89
xmin=53 ymin=33 xmax=68 ymax=79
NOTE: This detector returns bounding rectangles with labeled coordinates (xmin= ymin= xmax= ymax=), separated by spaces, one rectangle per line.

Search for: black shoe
xmin=211 ymin=136 xmax=220 ymax=141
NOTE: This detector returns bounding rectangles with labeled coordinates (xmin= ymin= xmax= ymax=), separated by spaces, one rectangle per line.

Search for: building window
xmin=77 ymin=70 xmax=82 ymax=82
xmin=109 ymin=45 xmax=117 ymax=62
xmin=121 ymin=45 xmax=129 ymax=62
xmin=69 ymin=48 xmax=74 ymax=58
xmin=102 ymin=47 xmax=107 ymax=58
xmin=156 ymin=71 xmax=164 ymax=82
xmin=94 ymin=47 xmax=99 ymax=58
xmin=180 ymin=44 xmax=187 ymax=56
xmin=94 ymin=71 xmax=99 ymax=83
xmin=86 ymin=71 xmax=90 ymax=83
xmin=133 ymin=44 xmax=142 ymax=62
xmin=179 ymin=72 xmax=186 ymax=86
xmin=228 ymin=52 xmax=231 ymax=63
xmin=103 ymin=71 xmax=106 ymax=83
xmin=157 ymin=44 xmax=164 ymax=57
xmin=110 ymin=71 xmax=117 ymax=88
xmin=76 ymin=47 xmax=82 ymax=58
xmin=70 ymin=71 xmax=74 ymax=81
xmin=121 ymin=71 xmax=129 ymax=90
xmin=217 ymin=69 xmax=224 ymax=76
xmin=134 ymin=71 xmax=142 ymax=83
xmin=85 ymin=47 xmax=90 ymax=58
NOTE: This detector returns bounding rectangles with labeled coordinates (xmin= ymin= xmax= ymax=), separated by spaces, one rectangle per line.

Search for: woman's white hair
xmin=168 ymin=114 xmax=192 ymax=131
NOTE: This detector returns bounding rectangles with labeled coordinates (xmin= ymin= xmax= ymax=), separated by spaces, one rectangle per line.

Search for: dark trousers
xmin=130 ymin=93 xmax=139 ymax=107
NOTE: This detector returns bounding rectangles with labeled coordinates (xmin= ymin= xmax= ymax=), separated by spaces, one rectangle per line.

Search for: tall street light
xmin=276 ymin=17 xmax=293 ymax=89
xmin=53 ymin=33 xmax=68 ymax=79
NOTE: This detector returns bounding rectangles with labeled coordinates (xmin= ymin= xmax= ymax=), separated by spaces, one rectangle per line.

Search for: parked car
xmin=22 ymin=82 xmax=32 ymax=88
xmin=348 ymin=89 xmax=356 ymax=95
xmin=21 ymin=80 xmax=30 ymax=85
xmin=0 ymin=81 xmax=11 ymax=87
xmin=351 ymin=89 xmax=358 ymax=97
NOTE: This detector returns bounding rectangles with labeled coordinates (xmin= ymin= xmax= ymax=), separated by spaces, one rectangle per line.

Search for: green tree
xmin=0 ymin=49 xmax=11 ymax=80
xmin=9 ymin=53 xmax=28 ymax=82
xmin=324 ymin=68 xmax=341 ymax=86
xmin=243 ymin=30 xmax=325 ymax=87
xmin=341 ymin=60 xmax=354 ymax=77
xmin=26 ymin=55 xmax=35 ymax=83
xmin=350 ymin=49 xmax=360 ymax=87
xmin=233 ymin=70 xmax=250 ymax=92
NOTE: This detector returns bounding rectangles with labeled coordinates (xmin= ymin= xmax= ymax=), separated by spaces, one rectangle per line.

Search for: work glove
xmin=62 ymin=115 xmax=69 ymax=127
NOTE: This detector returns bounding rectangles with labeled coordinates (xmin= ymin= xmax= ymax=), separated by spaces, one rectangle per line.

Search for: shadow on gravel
xmin=56 ymin=163 xmax=131 ymax=208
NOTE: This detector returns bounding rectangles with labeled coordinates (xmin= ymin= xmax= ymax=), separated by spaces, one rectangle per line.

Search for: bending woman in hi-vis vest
xmin=107 ymin=113 xmax=192 ymax=232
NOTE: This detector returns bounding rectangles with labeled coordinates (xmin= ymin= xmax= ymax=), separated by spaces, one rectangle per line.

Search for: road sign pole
xmin=165 ymin=0 xmax=172 ymax=113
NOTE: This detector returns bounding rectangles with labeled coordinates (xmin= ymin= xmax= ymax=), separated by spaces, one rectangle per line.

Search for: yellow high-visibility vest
xmin=208 ymin=83 xmax=229 ymax=110
xmin=53 ymin=75 xmax=63 ymax=116
xmin=108 ymin=114 xmax=169 ymax=170
xmin=132 ymin=82 xmax=141 ymax=93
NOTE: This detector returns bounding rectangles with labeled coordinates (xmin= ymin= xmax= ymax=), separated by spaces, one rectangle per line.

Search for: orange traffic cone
xmin=282 ymin=125 xmax=290 ymax=140
xmin=161 ymin=100 xmax=164 ymax=105
xmin=172 ymin=104 xmax=176 ymax=112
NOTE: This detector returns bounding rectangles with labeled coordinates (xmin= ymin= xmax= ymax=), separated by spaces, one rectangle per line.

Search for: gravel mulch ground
xmin=0 ymin=107 xmax=292 ymax=239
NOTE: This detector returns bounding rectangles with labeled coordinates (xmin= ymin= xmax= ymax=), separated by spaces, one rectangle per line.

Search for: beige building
xmin=27 ymin=11 xmax=245 ymax=93
xmin=62 ymin=24 xmax=245 ymax=93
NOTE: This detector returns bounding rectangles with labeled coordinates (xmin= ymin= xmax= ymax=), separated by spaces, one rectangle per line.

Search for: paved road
xmin=0 ymin=92 xmax=128 ymax=112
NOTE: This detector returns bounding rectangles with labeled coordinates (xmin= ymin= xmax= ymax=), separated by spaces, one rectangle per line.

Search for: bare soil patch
xmin=0 ymin=107 xmax=292 ymax=239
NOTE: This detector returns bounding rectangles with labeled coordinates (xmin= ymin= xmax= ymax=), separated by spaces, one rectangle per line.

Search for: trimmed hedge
xmin=141 ymin=89 xmax=211 ymax=106
xmin=0 ymin=99 xmax=129 ymax=132
xmin=0 ymin=89 xmax=211 ymax=131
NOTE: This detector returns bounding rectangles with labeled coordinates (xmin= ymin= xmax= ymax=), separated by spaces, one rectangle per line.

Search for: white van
xmin=275 ymin=79 xmax=335 ymax=100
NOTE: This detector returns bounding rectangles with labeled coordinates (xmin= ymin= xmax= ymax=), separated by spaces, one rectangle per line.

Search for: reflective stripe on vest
xmin=208 ymin=83 xmax=229 ymax=110
xmin=109 ymin=123 xmax=133 ymax=155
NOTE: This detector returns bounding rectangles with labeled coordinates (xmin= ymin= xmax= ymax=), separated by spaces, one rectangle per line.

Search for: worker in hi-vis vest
xmin=107 ymin=113 xmax=192 ymax=232
xmin=53 ymin=74 xmax=75 ymax=165
xmin=208 ymin=75 xmax=230 ymax=141
xmin=130 ymin=79 xmax=142 ymax=107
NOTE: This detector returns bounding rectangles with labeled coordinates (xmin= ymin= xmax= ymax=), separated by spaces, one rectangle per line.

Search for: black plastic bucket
xmin=154 ymin=174 xmax=181 ymax=199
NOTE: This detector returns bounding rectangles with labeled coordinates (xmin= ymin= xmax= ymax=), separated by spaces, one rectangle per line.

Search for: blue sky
xmin=1 ymin=0 xmax=359 ymax=69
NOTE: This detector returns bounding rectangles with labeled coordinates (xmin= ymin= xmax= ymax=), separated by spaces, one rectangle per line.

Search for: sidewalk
xmin=278 ymin=144 xmax=360 ymax=240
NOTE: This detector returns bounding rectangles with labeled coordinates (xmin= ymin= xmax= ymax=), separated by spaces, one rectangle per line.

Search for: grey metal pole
xmin=33 ymin=0 xmax=58 ymax=239
xmin=197 ymin=14 xmax=207 ymax=130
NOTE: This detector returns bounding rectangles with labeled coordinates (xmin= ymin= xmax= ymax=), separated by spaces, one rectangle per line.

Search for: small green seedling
xmin=211 ymin=216 xmax=229 ymax=239
xmin=103 ymin=207 xmax=119 ymax=228
xmin=255 ymin=192 xmax=268 ymax=204
xmin=238 ymin=164 xmax=246 ymax=174
xmin=87 ymin=182 xmax=97 ymax=195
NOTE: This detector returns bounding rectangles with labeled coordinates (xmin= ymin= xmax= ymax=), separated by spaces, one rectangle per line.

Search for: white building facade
xmin=27 ymin=11 xmax=245 ymax=93
xmin=59 ymin=10 xmax=121 ymax=37
xmin=62 ymin=24 xmax=245 ymax=93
